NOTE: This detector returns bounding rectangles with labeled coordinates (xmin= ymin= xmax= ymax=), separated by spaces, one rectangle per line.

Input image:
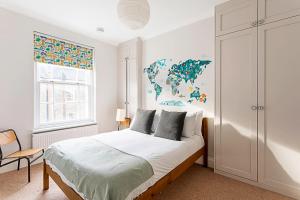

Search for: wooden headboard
xmin=201 ymin=117 xmax=208 ymax=167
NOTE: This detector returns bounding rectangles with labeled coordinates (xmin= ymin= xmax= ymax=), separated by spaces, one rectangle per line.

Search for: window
xmin=34 ymin=33 xmax=95 ymax=130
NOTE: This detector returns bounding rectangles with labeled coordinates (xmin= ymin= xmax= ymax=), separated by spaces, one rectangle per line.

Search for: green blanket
xmin=44 ymin=137 xmax=154 ymax=200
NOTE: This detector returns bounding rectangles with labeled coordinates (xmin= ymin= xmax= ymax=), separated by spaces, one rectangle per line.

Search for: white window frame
xmin=34 ymin=62 xmax=96 ymax=132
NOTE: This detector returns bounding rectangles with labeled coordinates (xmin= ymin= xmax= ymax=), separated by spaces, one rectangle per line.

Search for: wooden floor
xmin=0 ymin=163 xmax=293 ymax=200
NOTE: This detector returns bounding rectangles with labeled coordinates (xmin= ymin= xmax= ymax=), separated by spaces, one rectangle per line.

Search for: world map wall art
xmin=144 ymin=58 xmax=211 ymax=107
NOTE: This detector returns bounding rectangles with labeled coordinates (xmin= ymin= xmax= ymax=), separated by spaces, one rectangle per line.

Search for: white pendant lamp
xmin=117 ymin=0 xmax=150 ymax=30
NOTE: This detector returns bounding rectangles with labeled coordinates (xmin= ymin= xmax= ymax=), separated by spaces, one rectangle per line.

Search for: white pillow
xmin=194 ymin=111 xmax=203 ymax=135
xmin=182 ymin=112 xmax=197 ymax=137
xmin=151 ymin=113 xmax=160 ymax=133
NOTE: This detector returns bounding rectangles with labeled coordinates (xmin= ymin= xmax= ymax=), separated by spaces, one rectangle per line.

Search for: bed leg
xmin=203 ymin=151 xmax=208 ymax=168
xmin=43 ymin=160 xmax=49 ymax=190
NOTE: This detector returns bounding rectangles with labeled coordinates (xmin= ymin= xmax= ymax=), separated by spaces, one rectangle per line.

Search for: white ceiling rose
xmin=117 ymin=0 xmax=150 ymax=30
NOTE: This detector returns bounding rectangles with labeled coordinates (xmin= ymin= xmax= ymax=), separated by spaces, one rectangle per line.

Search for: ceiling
xmin=0 ymin=0 xmax=227 ymax=45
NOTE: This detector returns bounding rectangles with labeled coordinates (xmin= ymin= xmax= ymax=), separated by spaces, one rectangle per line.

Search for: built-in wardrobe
xmin=215 ymin=0 xmax=300 ymax=199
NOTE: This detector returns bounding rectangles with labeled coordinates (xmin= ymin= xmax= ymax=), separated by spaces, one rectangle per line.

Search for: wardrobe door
xmin=215 ymin=28 xmax=257 ymax=181
xmin=215 ymin=0 xmax=257 ymax=36
xmin=258 ymin=16 xmax=300 ymax=197
xmin=258 ymin=0 xmax=300 ymax=25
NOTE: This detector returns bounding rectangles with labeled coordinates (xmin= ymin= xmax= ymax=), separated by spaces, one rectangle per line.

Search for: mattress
xmin=46 ymin=129 xmax=204 ymax=200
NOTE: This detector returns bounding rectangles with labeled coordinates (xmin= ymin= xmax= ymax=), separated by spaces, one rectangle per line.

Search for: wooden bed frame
xmin=43 ymin=118 xmax=208 ymax=200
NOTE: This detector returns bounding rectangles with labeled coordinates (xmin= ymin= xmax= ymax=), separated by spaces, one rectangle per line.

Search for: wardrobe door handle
xmin=258 ymin=106 xmax=264 ymax=110
xmin=251 ymin=106 xmax=257 ymax=110
xmin=251 ymin=106 xmax=264 ymax=111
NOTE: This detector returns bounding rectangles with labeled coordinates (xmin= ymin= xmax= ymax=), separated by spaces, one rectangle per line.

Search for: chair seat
xmin=6 ymin=148 xmax=43 ymax=159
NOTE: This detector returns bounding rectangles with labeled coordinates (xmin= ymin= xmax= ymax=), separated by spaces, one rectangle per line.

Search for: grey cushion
xmin=154 ymin=110 xmax=187 ymax=141
xmin=130 ymin=109 xmax=156 ymax=134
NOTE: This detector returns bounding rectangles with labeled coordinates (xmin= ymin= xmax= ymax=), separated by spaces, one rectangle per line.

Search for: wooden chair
xmin=0 ymin=129 xmax=44 ymax=182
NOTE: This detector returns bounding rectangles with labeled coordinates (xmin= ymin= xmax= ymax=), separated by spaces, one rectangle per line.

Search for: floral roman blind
xmin=34 ymin=33 xmax=93 ymax=70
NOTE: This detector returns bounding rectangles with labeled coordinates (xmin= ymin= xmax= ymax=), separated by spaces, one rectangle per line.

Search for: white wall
xmin=117 ymin=38 xmax=142 ymax=117
xmin=0 ymin=8 xmax=118 ymax=172
xmin=142 ymin=18 xmax=215 ymax=166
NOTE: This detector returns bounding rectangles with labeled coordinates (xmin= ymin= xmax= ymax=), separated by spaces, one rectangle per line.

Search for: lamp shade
xmin=116 ymin=109 xmax=126 ymax=122
xmin=117 ymin=0 xmax=150 ymax=30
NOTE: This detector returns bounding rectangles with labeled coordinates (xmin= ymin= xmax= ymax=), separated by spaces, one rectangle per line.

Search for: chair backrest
xmin=0 ymin=129 xmax=17 ymax=146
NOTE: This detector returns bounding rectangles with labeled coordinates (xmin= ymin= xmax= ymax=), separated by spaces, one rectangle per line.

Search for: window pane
xmin=79 ymin=102 xmax=89 ymax=119
xmin=65 ymin=103 xmax=77 ymax=120
xmin=53 ymin=66 xmax=63 ymax=80
xmin=40 ymin=83 xmax=53 ymax=103
xmin=40 ymin=83 xmax=48 ymax=103
xmin=40 ymin=103 xmax=53 ymax=123
xmin=78 ymin=85 xmax=88 ymax=102
xmin=38 ymin=63 xmax=92 ymax=84
xmin=37 ymin=62 xmax=94 ymax=127
xmin=78 ymin=71 xmax=86 ymax=82
xmin=38 ymin=63 xmax=52 ymax=80
xmin=40 ymin=103 xmax=48 ymax=123
xmin=62 ymin=67 xmax=76 ymax=81
xmin=78 ymin=70 xmax=91 ymax=83
xmin=53 ymin=84 xmax=64 ymax=103
xmin=54 ymin=104 xmax=64 ymax=122
xmin=64 ymin=85 xmax=76 ymax=102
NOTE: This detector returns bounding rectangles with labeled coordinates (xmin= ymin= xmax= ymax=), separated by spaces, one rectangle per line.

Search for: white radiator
xmin=32 ymin=124 xmax=98 ymax=148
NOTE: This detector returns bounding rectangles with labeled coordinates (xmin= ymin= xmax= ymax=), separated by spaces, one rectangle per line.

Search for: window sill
xmin=32 ymin=121 xmax=97 ymax=134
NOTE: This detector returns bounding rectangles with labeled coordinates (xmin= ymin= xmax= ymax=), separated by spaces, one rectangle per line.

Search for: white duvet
xmin=48 ymin=129 xmax=204 ymax=200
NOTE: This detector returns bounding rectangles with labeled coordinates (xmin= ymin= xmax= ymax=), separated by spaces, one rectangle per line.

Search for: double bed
xmin=43 ymin=117 xmax=208 ymax=200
